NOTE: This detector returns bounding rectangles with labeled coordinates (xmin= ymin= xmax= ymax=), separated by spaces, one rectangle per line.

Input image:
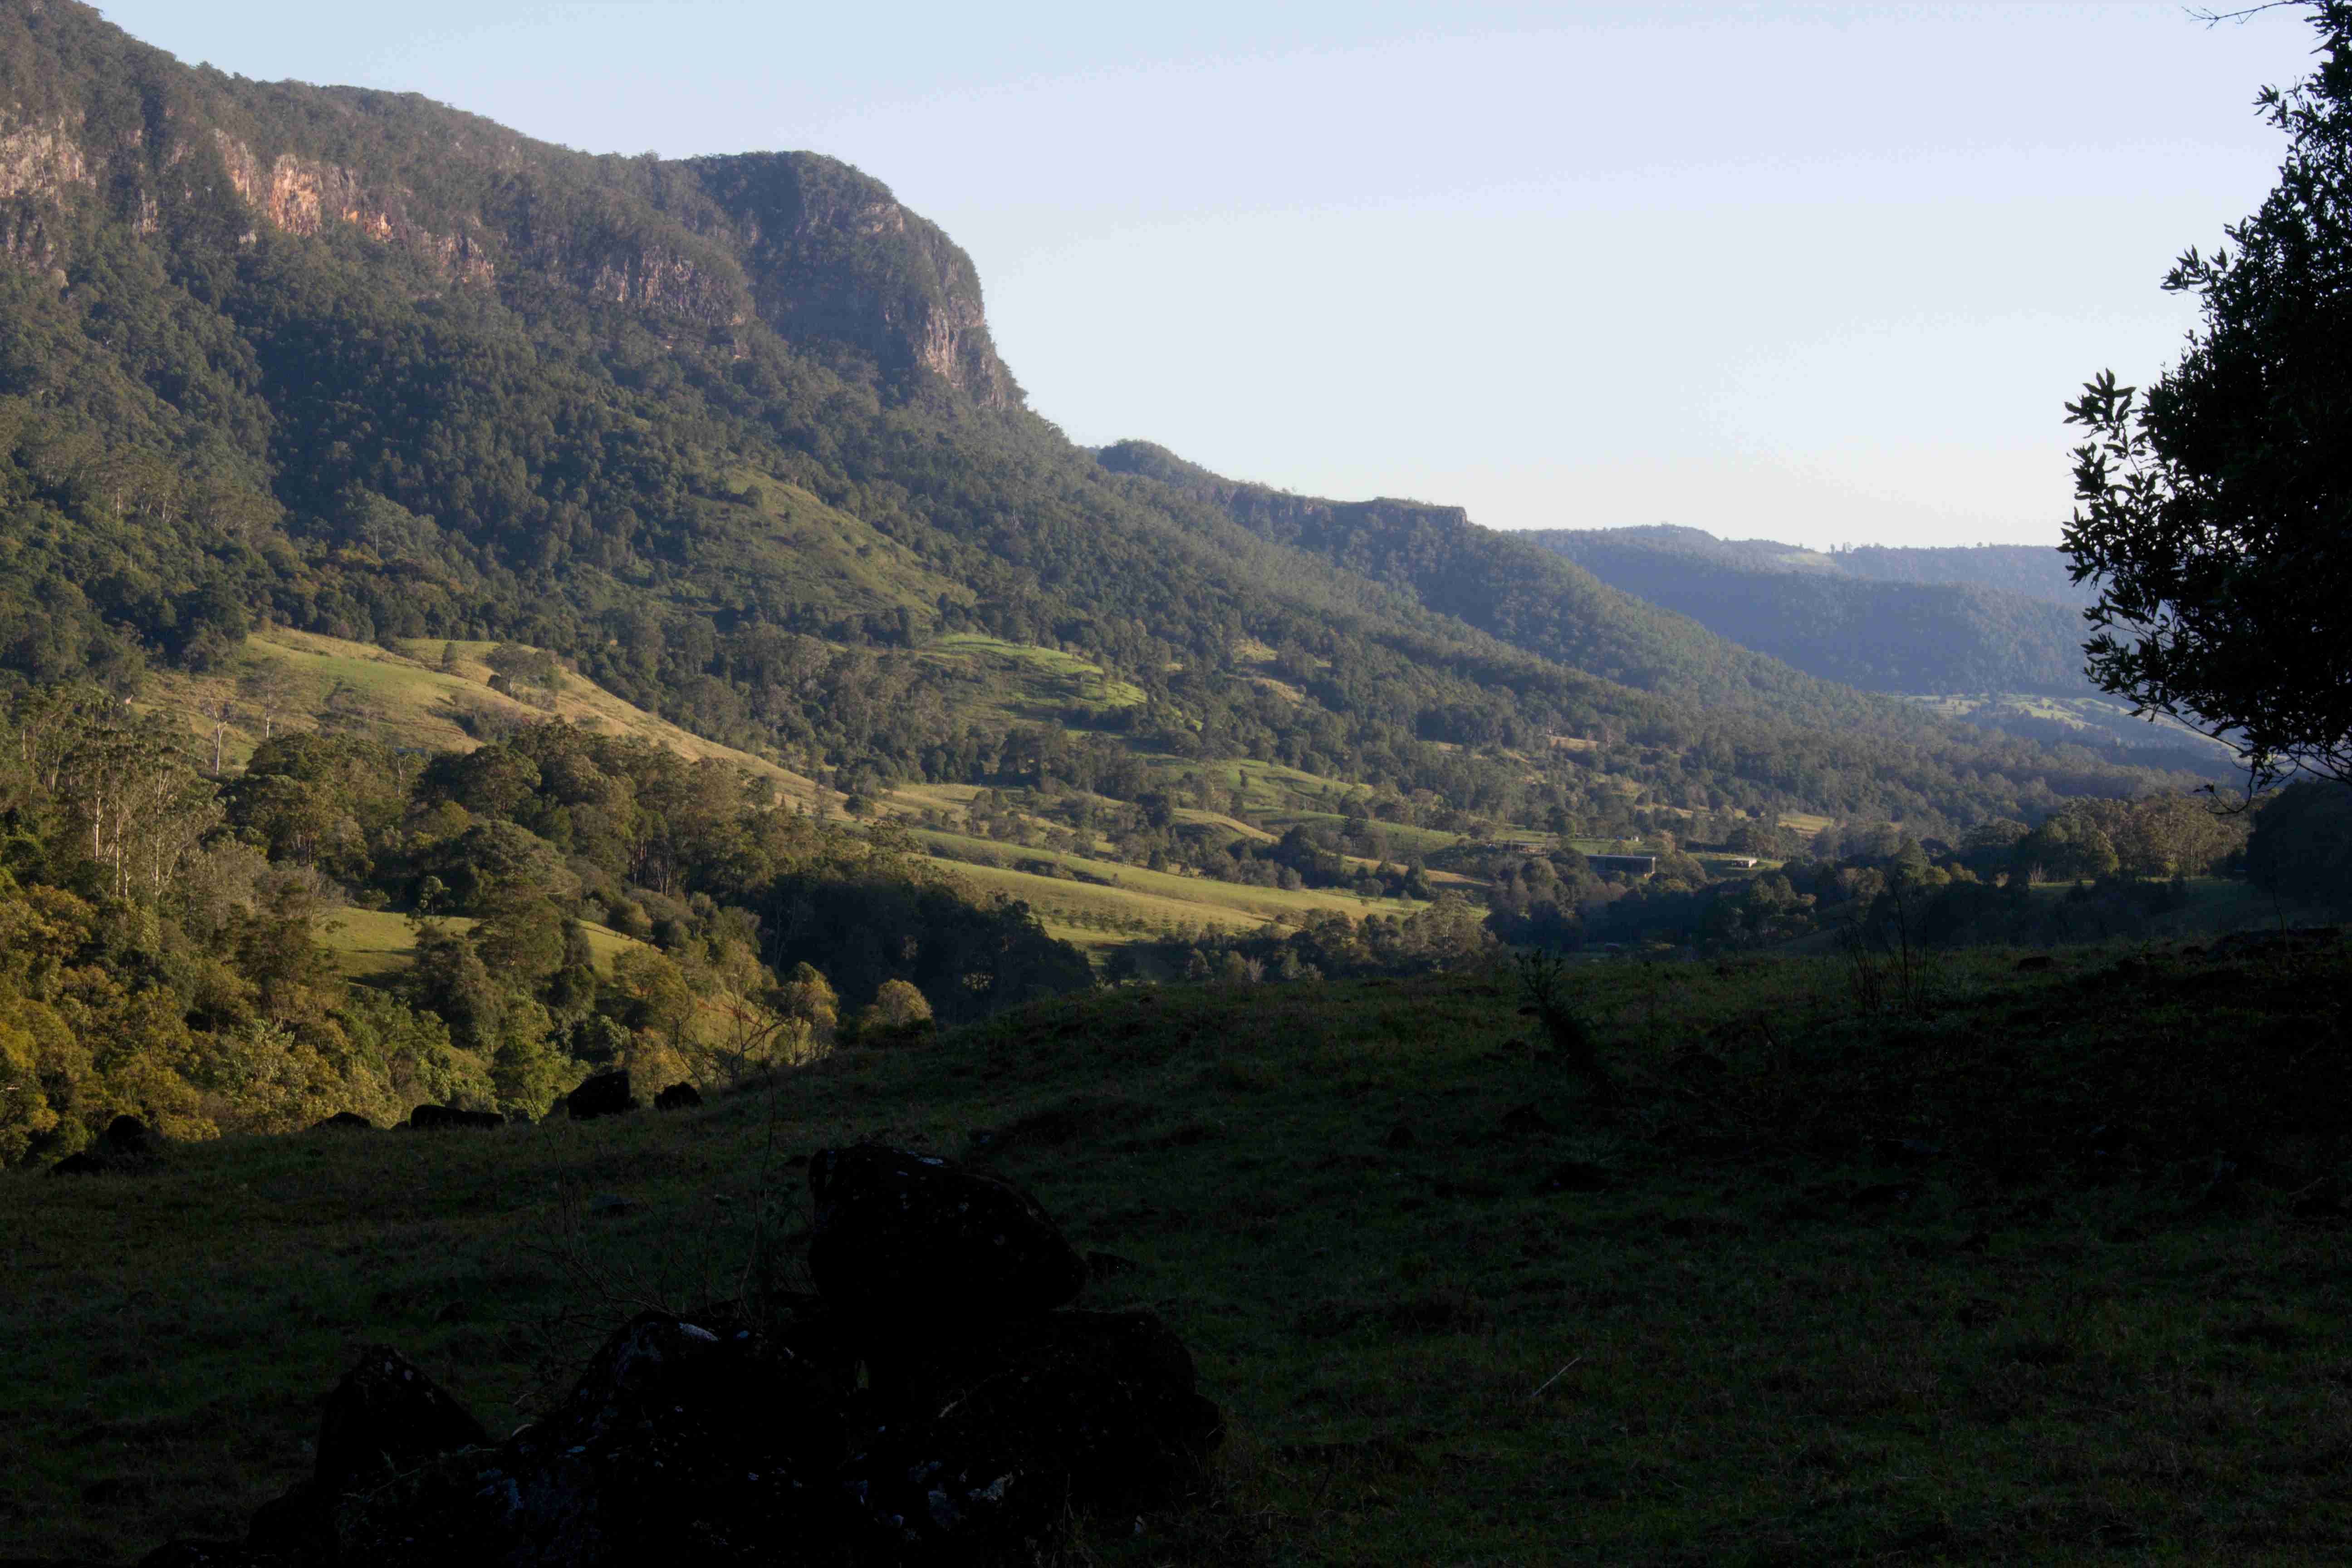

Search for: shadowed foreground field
xmin=4 ymin=941 xmax=2350 ymax=1564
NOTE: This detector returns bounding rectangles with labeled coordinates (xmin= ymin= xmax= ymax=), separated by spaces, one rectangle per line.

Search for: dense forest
xmin=0 ymin=689 xmax=1089 ymax=1163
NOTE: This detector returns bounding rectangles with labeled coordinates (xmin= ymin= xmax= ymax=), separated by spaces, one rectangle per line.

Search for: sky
xmin=96 ymin=1 xmax=2322 ymax=548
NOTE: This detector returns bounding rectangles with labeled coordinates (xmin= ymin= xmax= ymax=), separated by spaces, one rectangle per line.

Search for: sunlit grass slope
xmin=137 ymin=629 xmax=826 ymax=804
xmin=309 ymin=909 xmax=647 ymax=980
xmin=919 ymin=829 xmax=1421 ymax=934
xmin=7 ymin=939 xmax=2351 ymax=1563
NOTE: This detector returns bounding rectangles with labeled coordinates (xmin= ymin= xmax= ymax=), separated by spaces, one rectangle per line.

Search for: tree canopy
xmin=2063 ymin=1 xmax=2352 ymax=788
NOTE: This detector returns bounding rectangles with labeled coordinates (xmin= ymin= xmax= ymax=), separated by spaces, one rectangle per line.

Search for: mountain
xmin=1517 ymin=524 xmax=2094 ymax=695
xmin=0 ymin=0 xmax=2205 ymax=842
xmin=1535 ymin=524 xmax=2086 ymax=605
xmin=1818 ymin=541 xmax=2085 ymax=604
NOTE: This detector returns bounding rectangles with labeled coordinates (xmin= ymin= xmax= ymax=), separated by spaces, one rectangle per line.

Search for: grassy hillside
xmin=1903 ymin=692 xmax=2238 ymax=767
xmin=311 ymin=908 xmax=646 ymax=980
xmin=139 ymin=629 xmax=826 ymax=799
xmin=918 ymin=829 xmax=1419 ymax=932
xmin=137 ymin=628 xmax=1450 ymax=968
xmin=6 ymin=939 xmax=2349 ymax=1563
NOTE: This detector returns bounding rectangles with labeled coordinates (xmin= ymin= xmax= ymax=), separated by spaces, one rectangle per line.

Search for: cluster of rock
xmin=397 ymin=1070 xmax=699 ymax=1133
xmin=119 ymin=1144 xmax=1219 ymax=1566
xmin=48 ymin=1073 xmax=707 ymax=1174
xmin=46 ymin=1116 xmax=158 ymax=1177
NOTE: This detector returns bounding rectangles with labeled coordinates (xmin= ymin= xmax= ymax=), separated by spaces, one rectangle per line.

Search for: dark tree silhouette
xmin=2064 ymin=2 xmax=2352 ymax=787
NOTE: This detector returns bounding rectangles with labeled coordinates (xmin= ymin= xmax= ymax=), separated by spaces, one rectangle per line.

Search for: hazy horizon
xmin=95 ymin=1 xmax=2321 ymax=549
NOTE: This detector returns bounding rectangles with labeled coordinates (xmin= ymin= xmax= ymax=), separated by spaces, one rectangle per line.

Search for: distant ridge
xmin=1522 ymin=524 xmax=2094 ymax=695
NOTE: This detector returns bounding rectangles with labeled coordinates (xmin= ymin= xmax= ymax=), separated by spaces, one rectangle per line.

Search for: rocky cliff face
xmin=0 ymin=0 xmax=1017 ymax=406
xmin=0 ymin=110 xmax=84 ymax=274
xmin=681 ymin=151 xmax=1016 ymax=405
xmin=208 ymin=129 xmax=500 ymax=287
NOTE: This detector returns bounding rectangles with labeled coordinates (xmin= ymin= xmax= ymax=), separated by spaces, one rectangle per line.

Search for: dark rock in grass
xmin=132 ymin=1166 xmax=1213 ymax=1567
xmin=565 ymin=1069 xmax=637 ymax=1121
xmin=326 ymin=1310 xmax=856 ymax=1566
xmin=49 ymin=1117 xmax=163 ymax=1176
xmin=313 ymin=1111 xmax=376 ymax=1132
xmin=849 ymin=1308 xmax=1220 ymax=1554
xmin=315 ymin=1347 xmax=489 ymax=1496
xmin=101 ymin=1116 xmax=157 ymax=1158
xmin=1499 ymin=1103 xmax=1554 ymax=1137
xmin=1536 ymin=1159 xmax=1610 ymax=1194
xmin=808 ymin=1144 xmax=1084 ymax=1323
xmin=51 ymin=1117 xmax=164 ymax=1176
xmin=245 ymin=1479 xmax=328 ymax=1559
xmin=405 ymin=1103 xmax=503 ymax=1131
xmin=653 ymin=1080 xmax=702 ymax=1111
xmin=1382 ymin=1121 xmax=1416 ymax=1151
xmin=2214 ymin=926 xmax=2342 ymax=959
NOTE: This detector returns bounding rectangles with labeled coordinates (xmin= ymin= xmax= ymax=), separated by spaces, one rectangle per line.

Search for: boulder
xmin=808 ymin=1144 xmax=1085 ymax=1323
xmin=323 ymin=1311 xmax=855 ymax=1566
xmin=101 ymin=1116 xmax=158 ymax=1158
xmin=848 ymin=1308 xmax=1220 ymax=1554
xmin=406 ymin=1103 xmax=504 ymax=1131
xmin=653 ymin=1081 xmax=702 ymax=1112
xmin=49 ymin=1117 xmax=162 ymax=1176
xmin=314 ymin=1346 xmax=489 ymax=1496
xmin=565 ymin=1070 xmax=638 ymax=1122
xmin=118 ymin=1163 xmax=1213 ymax=1567
xmin=244 ymin=1348 xmax=486 ymax=1557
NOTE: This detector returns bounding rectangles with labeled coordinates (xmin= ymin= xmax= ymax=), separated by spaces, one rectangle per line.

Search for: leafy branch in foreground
xmin=2063 ymin=2 xmax=2352 ymax=790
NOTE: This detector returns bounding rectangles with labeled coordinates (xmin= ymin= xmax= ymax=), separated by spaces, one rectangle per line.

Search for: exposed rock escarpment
xmin=0 ymin=2 xmax=1016 ymax=405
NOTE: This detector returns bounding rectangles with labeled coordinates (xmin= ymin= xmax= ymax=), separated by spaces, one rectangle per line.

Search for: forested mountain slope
xmin=1520 ymin=525 xmax=2092 ymax=694
xmin=0 ymin=0 xmax=2200 ymax=837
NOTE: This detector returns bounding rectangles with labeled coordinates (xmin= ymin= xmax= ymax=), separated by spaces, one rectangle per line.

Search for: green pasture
xmin=311 ymin=909 xmax=646 ymax=980
xmin=921 ymin=633 xmax=1147 ymax=713
xmin=916 ymin=829 xmax=1423 ymax=927
xmin=7 ymin=939 xmax=2352 ymax=1563
xmin=139 ymin=630 xmax=824 ymax=806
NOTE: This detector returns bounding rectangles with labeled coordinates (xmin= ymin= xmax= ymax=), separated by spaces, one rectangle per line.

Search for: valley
xmin=1 ymin=1 xmax=2347 ymax=1564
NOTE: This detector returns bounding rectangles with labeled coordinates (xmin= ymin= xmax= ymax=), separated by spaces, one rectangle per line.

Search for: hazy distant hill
xmin=1532 ymin=525 xmax=2087 ymax=605
xmin=1823 ymin=541 xmax=2085 ymax=604
xmin=1522 ymin=524 xmax=2093 ymax=694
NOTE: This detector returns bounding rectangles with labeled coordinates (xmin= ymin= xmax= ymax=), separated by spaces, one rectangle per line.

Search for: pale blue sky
xmin=97 ymin=3 xmax=2318 ymax=547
